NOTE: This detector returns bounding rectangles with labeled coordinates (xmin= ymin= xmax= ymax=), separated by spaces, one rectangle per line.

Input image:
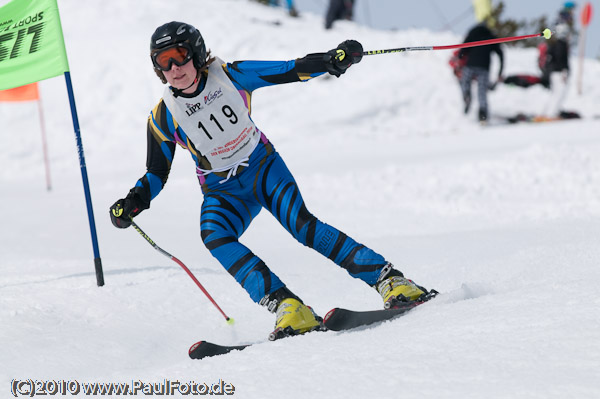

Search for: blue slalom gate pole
xmin=64 ymin=71 xmax=104 ymax=286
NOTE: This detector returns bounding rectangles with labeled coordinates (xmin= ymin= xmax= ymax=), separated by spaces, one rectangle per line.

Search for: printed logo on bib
xmin=209 ymin=125 xmax=256 ymax=159
xmin=185 ymin=88 xmax=224 ymax=116
xmin=204 ymin=88 xmax=223 ymax=105
xmin=185 ymin=102 xmax=204 ymax=116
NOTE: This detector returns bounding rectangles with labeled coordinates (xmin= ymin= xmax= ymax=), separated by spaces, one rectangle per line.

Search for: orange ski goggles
xmin=151 ymin=43 xmax=193 ymax=71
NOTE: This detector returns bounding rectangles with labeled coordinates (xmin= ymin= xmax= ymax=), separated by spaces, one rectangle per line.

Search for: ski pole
xmin=130 ymin=220 xmax=234 ymax=325
xmin=363 ymin=29 xmax=552 ymax=56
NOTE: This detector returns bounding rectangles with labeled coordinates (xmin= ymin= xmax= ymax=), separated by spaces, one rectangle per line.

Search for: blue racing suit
xmin=132 ymin=53 xmax=388 ymax=303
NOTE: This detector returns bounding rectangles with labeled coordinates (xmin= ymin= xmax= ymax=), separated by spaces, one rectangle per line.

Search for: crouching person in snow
xmin=110 ymin=21 xmax=432 ymax=339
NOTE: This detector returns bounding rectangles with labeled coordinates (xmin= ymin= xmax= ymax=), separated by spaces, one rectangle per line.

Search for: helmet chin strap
xmin=172 ymin=76 xmax=199 ymax=97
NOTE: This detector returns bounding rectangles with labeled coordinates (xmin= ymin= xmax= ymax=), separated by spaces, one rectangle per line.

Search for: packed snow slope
xmin=1 ymin=1 xmax=600 ymax=398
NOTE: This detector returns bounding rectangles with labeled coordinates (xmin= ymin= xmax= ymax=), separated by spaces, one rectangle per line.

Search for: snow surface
xmin=2 ymin=0 xmax=600 ymax=398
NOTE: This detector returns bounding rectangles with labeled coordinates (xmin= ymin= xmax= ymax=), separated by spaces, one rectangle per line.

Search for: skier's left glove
xmin=109 ymin=188 xmax=149 ymax=229
xmin=324 ymin=40 xmax=363 ymax=77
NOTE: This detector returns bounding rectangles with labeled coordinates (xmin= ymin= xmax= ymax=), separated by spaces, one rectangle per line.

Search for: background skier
xmin=540 ymin=2 xmax=577 ymax=117
xmin=459 ymin=16 xmax=504 ymax=122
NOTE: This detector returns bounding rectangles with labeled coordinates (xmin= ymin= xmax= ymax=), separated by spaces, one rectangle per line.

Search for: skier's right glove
xmin=324 ymin=40 xmax=363 ymax=77
xmin=109 ymin=188 xmax=148 ymax=229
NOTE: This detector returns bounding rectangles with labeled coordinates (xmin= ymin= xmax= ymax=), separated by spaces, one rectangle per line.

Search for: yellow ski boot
xmin=375 ymin=264 xmax=428 ymax=309
xmin=261 ymin=287 xmax=323 ymax=341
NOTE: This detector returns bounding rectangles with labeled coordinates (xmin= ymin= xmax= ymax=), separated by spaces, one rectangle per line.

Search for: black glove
xmin=324 ymin=40 xmax=363 ymax=77
xmin=109 ymin=188 xmax=148 ymax=229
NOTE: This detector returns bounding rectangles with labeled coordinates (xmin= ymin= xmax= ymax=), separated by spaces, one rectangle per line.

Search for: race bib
xmin=163 ymin=58 xmax=259 ymax=170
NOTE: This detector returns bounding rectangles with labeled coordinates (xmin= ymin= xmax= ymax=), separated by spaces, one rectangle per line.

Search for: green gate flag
xmin=0 ymin=0 xmax=69 ymax=90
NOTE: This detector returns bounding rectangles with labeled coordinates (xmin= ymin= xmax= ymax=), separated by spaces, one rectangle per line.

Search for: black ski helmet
xmin=150 ymin=21 xmax=207 ymax=79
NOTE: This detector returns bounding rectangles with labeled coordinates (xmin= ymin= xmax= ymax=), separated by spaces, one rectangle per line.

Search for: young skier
xmin=109 ymin=21 xmax=431 ymax=339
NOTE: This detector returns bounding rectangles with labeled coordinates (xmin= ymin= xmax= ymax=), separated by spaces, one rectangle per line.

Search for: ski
xmin=250 ymin=17 xmax=282 ymax=26
xmin=189 ymin=324 xmax=325 ymax=360
xmin=496 ymin=111 xmax=581 ymax=125
xmin=188 ymin=341 xmax=251 ymax=360
xmin=323 ymin=291 xmax=438 ymax=332
xmin=189 ymin=292 xmax=438 ymax=359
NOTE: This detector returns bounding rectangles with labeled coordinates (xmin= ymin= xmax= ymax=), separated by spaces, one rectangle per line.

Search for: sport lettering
xmin=0 ymin=22 xmax=44 ymax=62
